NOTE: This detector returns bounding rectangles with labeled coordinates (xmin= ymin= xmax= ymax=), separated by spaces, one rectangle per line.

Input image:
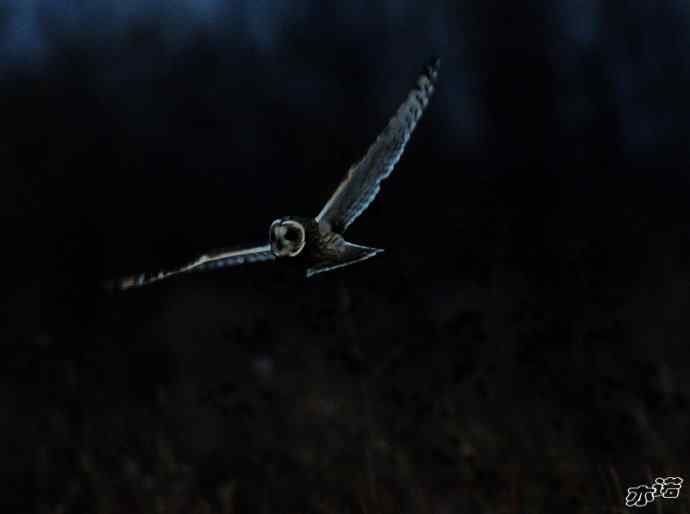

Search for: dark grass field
xmin=3 ymin=1 xmax=690 ymax=512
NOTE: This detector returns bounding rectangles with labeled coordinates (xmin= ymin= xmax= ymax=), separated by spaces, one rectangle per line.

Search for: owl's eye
xmin=285 ymin=228 xmax=300 ymax=242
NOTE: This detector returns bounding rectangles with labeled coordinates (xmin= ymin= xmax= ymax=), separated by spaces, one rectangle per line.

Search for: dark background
xmin=2 ymin=1 xmax=690 ymax=512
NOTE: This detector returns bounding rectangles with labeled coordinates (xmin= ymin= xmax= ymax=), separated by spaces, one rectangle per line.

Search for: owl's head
xmin=269 ymin=218 xmax=306 ymax=257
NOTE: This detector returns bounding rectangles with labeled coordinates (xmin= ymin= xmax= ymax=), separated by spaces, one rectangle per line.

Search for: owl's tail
xmin=306 ymin=242 xmax=383 ymax=278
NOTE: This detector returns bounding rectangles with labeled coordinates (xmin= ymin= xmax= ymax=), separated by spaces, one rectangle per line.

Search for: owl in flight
xmin=111 ymin=58 xmax=440 ymax=291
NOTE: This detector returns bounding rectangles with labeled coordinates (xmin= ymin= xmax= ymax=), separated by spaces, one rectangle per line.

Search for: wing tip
xmin=416 ymin=56 xmax=441 ymax=98
xmin=103 ymin=274 xmax=143 ymax=293
xmin=424 ymin=56 xmax=441 ymax=82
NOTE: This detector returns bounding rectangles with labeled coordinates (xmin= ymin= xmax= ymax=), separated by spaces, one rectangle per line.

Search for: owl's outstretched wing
xmin=316 ymin=58 xmax=440 ymax=234
xmin=106 ymin=243 xmax=274 ymax=291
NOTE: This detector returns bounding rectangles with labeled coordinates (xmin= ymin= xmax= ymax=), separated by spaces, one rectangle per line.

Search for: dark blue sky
xmin=3 ymin=0 xmax=690 ymax=297
xmin=4 ymin=0 xmax=690 ymax=159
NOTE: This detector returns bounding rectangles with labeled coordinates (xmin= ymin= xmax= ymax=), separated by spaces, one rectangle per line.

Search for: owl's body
xmin=268 ymin=216 xmax=383 ymax=278
xmin=299 ymin=218 xmax=345 ymax=266
xmin=109 ymin=58 xmax=440 ymax=291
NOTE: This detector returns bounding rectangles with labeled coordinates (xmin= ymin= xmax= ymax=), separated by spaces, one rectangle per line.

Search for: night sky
xmin=3 ymin=1 xmax=690 ymax=512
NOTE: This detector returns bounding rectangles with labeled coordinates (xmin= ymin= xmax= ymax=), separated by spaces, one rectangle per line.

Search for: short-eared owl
xmin=111 ymin=58 xmax=440 ymax=291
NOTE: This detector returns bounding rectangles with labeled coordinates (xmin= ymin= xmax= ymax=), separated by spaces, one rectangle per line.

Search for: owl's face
xmin=269 ymin=218 xmax=306 ymax=257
